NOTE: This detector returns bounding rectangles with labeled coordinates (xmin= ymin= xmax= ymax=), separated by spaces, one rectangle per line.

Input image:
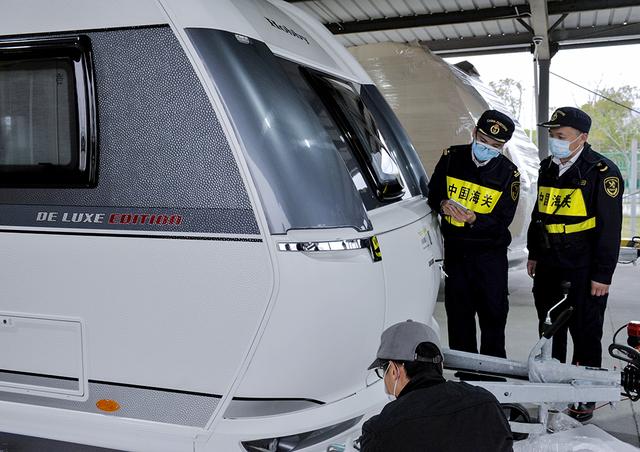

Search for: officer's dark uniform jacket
xmin=527 ymin=144 xmax=623 ymax=284
xmin=359 ymin=373 xmax=513 ymax=452
xmin=427 ymin=144 xmax=520 ymax=252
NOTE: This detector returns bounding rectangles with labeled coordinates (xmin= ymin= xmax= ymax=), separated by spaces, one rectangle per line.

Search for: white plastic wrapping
xmin=514 ymin=424 xmax=640 ymax=452
xmin=349 ymin=42 xmax=540 ymax=265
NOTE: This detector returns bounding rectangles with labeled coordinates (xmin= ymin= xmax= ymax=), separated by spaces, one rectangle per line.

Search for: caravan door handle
xmin=277 ymin=236 xmax=382 ymax=262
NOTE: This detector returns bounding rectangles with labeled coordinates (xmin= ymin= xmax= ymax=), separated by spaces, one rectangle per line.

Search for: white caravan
xmin=350 ymin=43 xmax=540 ymax=267
xmin=0 ymin=1 xmax=443 ymax=451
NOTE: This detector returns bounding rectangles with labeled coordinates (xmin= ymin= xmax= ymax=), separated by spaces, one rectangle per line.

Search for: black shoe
xmin=567 ymin=402 xmax=596 ymax=422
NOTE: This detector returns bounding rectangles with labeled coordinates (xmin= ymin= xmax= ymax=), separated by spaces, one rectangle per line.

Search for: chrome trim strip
xmin=277 ymin=238 xmax=368 ymax=252
xmin=277 ymin=236 xmax=382 ymax=261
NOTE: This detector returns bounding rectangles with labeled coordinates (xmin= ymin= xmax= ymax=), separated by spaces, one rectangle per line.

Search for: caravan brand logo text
xmin=36 ymin=211 xmax=183 ymax=226
xmin=265 ymin=17 xmax=310 ymax=45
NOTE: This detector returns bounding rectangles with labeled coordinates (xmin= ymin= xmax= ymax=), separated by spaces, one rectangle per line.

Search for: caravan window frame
xmin=301 ymin=67 xmax=410 ymax=205
xmin=0 ymin=35 xmax=98 ymax=187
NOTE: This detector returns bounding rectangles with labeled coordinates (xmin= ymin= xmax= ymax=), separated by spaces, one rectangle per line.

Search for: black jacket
xmin=526 ymin=144 xmax=623 ymax=284
xmin=427 ymin=144 xmax=520 ymax=253
xmin=359 ymin=374 xmax=513 ymax=452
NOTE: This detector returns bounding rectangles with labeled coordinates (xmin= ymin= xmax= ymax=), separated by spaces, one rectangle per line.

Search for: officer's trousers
xmin=533 ymin=264 xmax=608 ymax=368
xmin=444 ymin=247 xmax=509 ymax=358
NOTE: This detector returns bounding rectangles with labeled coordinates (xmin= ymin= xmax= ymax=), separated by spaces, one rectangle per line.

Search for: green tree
xmin=524 ymin=128 xmax=538 ymax=144
xmin=579 ymin=85 xmax=640 ymax=152
xmin=489 ymin=78 xmax=523 ymax=121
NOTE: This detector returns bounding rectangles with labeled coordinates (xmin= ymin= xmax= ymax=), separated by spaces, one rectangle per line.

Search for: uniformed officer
xmin=527 ymin=107 xmax=623 ymax=378
xmin=428 ymin=110 xmax=520 ymax=358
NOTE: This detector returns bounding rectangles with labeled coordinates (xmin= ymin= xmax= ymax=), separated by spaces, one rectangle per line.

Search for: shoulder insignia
xmin=442 ymin=148 xmax=449 ymax=156
xmin=599 ymin=165 xmax=609 ymax=172
xmin=514 ymin=170 xmax=520 ymax=178
xmin=511 ymin=181 xmax=520 ymax=201
xmin=604 ymin=176 xmax=620 ymax=197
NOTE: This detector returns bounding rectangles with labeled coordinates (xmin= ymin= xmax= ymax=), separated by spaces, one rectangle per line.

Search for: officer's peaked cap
xmin=539 ymin=107 xmax=591 ymax=133
xmin=476 ymin=110 xmax=515 ymax=143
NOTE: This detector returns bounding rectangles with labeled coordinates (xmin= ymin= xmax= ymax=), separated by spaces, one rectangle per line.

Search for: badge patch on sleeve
xmin=511 ymin=181 xmax=520 ymax=201
xmin=604 ymin=176 xmax=620 ymax=197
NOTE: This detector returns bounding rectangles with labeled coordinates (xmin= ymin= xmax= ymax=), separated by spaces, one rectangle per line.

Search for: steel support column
xmin=537 ymin=58 xmax=550 ymax=159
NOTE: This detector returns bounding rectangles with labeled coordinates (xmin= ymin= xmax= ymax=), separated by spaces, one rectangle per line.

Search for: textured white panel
xmin=0 ymin=381 xmax=219 ymax=427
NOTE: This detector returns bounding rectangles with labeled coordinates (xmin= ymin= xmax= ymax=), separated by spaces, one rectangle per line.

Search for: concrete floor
xmin=434 ymin=262 xmax=640 ymax=447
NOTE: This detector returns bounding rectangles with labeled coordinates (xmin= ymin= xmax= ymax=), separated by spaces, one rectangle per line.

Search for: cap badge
xmin=490 ymin=124 xmax=500 ymax=135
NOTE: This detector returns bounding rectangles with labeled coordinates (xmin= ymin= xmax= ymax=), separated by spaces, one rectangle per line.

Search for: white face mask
xmin=549 ymin=134 xmax=582 ymax=159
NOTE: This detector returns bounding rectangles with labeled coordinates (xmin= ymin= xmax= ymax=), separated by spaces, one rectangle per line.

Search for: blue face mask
xmin=472 ymin=140 xmax=501 ymax=162
xmin=549 ymin=135 xmax=580 ymax=159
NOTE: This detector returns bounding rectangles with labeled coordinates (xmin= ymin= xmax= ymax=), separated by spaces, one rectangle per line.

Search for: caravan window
xmin=360 ymin=85 xmax=429 ymax=197
xmin=188 ymin=28 xmax=372 ymax=233
xmin=0 ymin=36 xmax=97 ymax=187
xmin=276 ymin=60 xmax=381 ymax=210
xmin=300 ymin=69 xmax=416 ymax=207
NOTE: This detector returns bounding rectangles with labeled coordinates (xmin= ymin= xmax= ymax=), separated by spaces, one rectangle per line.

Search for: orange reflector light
xmin=96 ymin=399 xmax=120 ymax=412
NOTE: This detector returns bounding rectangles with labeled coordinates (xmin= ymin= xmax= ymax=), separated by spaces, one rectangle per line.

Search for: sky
xmin=445 ymin=43 xmax=640 ymax=132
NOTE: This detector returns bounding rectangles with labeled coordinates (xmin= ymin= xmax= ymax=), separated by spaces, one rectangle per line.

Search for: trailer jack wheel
xmin=501 ymin=403 xmax=531 ymax=441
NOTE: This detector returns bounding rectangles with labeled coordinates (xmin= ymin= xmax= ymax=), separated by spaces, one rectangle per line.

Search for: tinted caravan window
xmin=361 ymin=85 xmax=429 ymax=197
xmin=276 ymin=59 xmax=382 ymax=210
xmin=301 ymin=70 xmax=413 ymax=206
xmin=0 ymin=36 xmax=97 ymax=187
xmin=188 ymin=28 xmax=372 ymax=233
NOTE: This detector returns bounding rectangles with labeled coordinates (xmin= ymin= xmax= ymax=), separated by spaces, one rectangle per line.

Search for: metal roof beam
xmin=320 ymin=5 xmax=531 ymax=35
xmin=425 ymin=34 xmax=533 ymax=55
xmin=422 ymin=22 xmax=640 ymax=56
xmin=552 ymin=22 xmax=640 ymax=43
xmin=547 ymin=0 xmax=640 ymax=15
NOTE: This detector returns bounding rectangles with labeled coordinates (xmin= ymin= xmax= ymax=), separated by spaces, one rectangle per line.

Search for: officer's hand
xmin=527 ymin=260 xmax=536 ymax=278
xmin=462 ymin=210 xmax=476 ymax=224
xmin=442 ymin=201 xmax=467 ymax=222
xmin=440 ymin=200 xmax=454 ymax=216
xmin=591 ymin=281 xmax=609 ymax=297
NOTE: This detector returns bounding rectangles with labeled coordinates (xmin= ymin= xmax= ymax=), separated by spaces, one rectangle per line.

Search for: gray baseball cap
xmin=368 ymin=320 xmax=442 ymax=370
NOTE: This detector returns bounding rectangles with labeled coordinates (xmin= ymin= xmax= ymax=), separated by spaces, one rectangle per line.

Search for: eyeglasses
xmin=374 ymin=361 xmax=390 ymax=379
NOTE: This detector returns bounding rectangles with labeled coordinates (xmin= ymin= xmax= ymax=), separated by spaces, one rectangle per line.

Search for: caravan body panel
xmin=0 ymin=1 xmax=443 ymax=450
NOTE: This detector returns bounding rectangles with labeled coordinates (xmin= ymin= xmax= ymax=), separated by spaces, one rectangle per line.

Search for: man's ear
xmin=389 ymin=361 xmax=399 ymax=378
